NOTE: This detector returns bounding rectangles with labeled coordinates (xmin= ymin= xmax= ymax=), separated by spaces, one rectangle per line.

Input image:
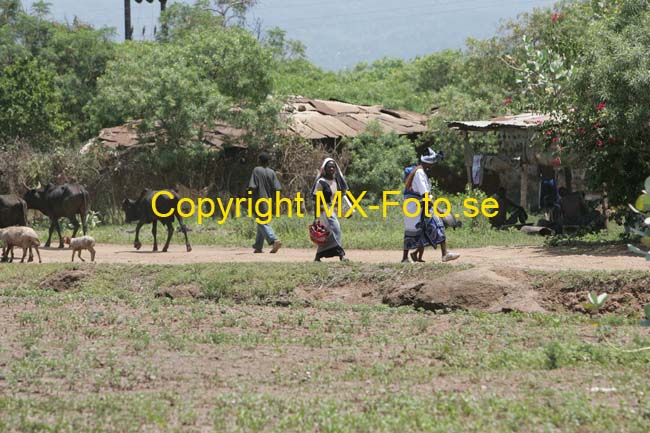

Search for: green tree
xmin=514 ymin=0 xmax=650 ymax=207
xmin=179 ymin=26 xmax=273 ymax=105
xmin=208 ymin=0 xmax=258 ymax=27
xmin=158 ymin=0 xmax=258 ymax=41
xmin=0 ymin=0 xmax=21 ymax=26
xmin=413 ymin=49 xmax=461 ymax=93
xmin=89 ymin=42 xmax=226 ymax=147
xmin=91 ymin=20 xmax=276 ymax=147
xmin=46 ymin=21 xmax=116 ymax=140
xmin=264 ymin=27 xmax=306 ymax=61
xmin=345 ymin=123 xmax=417 ymax=202
xmin=158 ymin=0 xmax=224 ymax=42
xmin=0 ymin=2 xmax=116 ymax=142
xmin=0 ymin=56 xmax=68 ymax=147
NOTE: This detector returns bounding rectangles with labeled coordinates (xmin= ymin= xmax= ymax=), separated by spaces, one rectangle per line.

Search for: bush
xmin=344 ymin=123 xmax=416 ymax=203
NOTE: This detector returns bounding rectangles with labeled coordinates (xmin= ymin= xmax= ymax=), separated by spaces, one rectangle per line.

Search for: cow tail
xmin=82 ymin=189 xmax=89 ymax=216
xmin=80 ymin=189 xmax=90 ymax=231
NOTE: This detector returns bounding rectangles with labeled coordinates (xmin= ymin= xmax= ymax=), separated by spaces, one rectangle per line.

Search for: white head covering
xmin=310 ymin=158 xmax=348 ymax=196
xmin=420 ymin=147 xmax=444 ymax=165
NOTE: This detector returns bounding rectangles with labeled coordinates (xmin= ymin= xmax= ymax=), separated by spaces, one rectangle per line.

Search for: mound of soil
xmin=382 ymin=267 xmax=545 ymax=313
xmin=40 ymin=269 xmax=91 ymax=292
xmin=295 ymin=266 xmax=649 ymax=316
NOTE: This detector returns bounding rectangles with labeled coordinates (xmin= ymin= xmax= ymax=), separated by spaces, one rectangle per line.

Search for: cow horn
xmin=36 ymin=181 xmax=42 ymax=190
xmin=22 ymin=181 xmax=30 ymax=191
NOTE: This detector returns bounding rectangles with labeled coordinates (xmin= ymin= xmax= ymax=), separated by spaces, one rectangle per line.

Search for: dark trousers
xmin=505 ymin=207 xmax=528 ymax=225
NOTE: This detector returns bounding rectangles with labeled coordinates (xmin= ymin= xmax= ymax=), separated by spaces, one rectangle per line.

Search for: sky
xmin=22 ymin=0 xmax=557 ymax=70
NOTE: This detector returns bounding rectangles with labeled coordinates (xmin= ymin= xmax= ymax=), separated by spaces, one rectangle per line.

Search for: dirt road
xmin=20 ymin=243 xmax=650 ymax=271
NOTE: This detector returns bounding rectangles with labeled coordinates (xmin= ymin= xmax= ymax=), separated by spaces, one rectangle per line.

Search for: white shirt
xmin=404 ymin=168 xmax=431 ymax=231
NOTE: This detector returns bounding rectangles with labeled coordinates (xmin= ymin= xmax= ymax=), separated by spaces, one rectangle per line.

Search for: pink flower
xmin=594 ymin=121 xmax=600 ymax=129
xmin=553 ymin=156 xmax=562 ymax=167
xmin=552 ymin=136 xmax=559 ymax=144
xmin=557 ymin=145 xmax=564 ymax=153
xmin=596 ymin=139 xmax=603 ymax=147
xmin=546 ymin=129 xmax=554 ymax=136
xmin=551 ymin=13 xmax=562 ymax=23
xmin=597 ymin=102 xmax=607 ymax=111
xmin=503 ymin=97 xmax=513 ymax=105
xmin=578 ymin=127 xmax=586 ymax=135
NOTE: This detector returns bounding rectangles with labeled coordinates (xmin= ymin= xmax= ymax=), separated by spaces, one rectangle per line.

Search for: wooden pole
xmin=602 ymin=182 xmax=609 ymax=229
xmin=463 ymin=130 xmax=472 ymax=189
xmin=124 ymin=0 xmax=132 ymax=40
xmin=520 ymin=164 xmax=528 ymax=211
xmin=565 ymin=167 xmax=573 ymax=192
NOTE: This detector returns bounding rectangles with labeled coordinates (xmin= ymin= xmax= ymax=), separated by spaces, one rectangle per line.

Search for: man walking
xmin=248 ymin=152 xmax=282 ymax=253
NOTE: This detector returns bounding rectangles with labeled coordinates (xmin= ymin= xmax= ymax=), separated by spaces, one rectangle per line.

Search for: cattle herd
xmin=0 ymin=184 xmax=192 ymax=263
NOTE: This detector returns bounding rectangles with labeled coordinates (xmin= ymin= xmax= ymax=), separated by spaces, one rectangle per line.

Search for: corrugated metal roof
xmin=447 ymin=113 xmax=551 ymax=131
xmin=96 ymin=121 xmax=246 ymax=151
xmin=97 ymin=121 xmax=154 ymax=148
xmin=95 ymin=98 xmax=431 ymax=150
xmin=284 ymin=98 xmax=430 ymax=139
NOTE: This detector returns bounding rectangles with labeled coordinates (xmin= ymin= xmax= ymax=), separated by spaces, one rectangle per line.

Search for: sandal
xmin=410 ymin=252 xmax=425 ymax=263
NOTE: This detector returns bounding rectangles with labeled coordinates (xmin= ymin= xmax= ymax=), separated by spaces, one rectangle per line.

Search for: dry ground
xmin=25 ymin=243 xmax=650 ymax=271
xmin=2 ymin=245 xmax=650 ymax=432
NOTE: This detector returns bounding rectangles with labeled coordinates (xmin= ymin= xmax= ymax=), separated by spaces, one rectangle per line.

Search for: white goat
xmin=0 ymin=226 xmax=42 ymax=263
xmin=64 ymin=235 xmax=96 ymax=262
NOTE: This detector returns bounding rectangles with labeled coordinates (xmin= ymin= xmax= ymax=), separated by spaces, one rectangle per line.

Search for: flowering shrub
xmin=511 ymin=4 xmax=650 ymax=212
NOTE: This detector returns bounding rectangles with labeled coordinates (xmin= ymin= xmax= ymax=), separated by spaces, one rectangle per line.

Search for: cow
xmin=122 ymin=189 xmax=192 ymax=253
xmin=0 ymin=194 xmax=28 ymax=228
xmin=23 ymin=182 xmax=89 ymax=248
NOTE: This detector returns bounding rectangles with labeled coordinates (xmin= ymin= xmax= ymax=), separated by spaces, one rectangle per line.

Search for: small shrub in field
xmin=584 ymin=292 xmax=608 ymax=313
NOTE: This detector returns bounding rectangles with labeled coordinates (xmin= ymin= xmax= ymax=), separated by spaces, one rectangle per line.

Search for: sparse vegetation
xmin=2 ymin=1 xmax=650 ymax=431
xmin=1 ymin=263 xmax=650 ymax=432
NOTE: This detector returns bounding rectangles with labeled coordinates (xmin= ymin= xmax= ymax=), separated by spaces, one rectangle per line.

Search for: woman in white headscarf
xmin=311 ymin=158 xmax=349 ymax=262
xmin=402 ymin=148 xmax=460 ymax=263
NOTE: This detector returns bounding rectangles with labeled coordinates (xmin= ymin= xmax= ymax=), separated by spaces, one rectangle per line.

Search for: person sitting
xmin=557 ymin=187 xmax=605 ymax=231
xmin=489 ymin=187 xmax=528 ymax=228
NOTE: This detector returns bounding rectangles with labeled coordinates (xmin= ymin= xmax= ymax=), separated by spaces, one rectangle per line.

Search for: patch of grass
xmin=536 ymin=270 xmax=650 ymax=292
xmin=545 ymin=223 xmax=628 ymax=248
xmin=34 ymin=206 xmax=549 ymax=250
xmin=1 ymin=264 xmax=650 ymax=432
xmin=207 ymin=391 xmax=650 ymax=433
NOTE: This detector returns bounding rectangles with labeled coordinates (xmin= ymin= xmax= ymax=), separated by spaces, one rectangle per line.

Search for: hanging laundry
xmin=472 ymin=155 xmax=483 ymax=185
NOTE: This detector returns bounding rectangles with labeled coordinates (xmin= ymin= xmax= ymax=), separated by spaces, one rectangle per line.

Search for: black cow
xmin=0 ymin=194 xmax=28 ymax=228
xmin=1 ymin=195 xmax=30 ymax=262
xmin=122 ymin=189 xmax=192 ymax=252
xmin=23 ymin=183 xmax=89 ymax=248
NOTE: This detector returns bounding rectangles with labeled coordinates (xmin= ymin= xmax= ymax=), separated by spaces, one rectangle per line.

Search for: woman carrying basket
xmin=310 ymin=158 xmax=349 ymax=262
